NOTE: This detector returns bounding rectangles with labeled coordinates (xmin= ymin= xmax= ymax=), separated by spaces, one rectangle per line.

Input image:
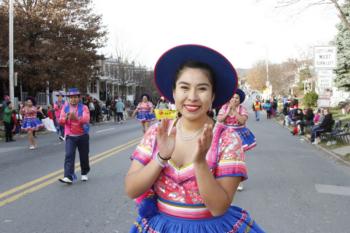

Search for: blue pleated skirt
xmin=21 ymin=118 xmax=44 ymax=131
xmin=130 ymin=206 xmax=265 ymax=233
xmin=136 ymin=111 xmax=156 ymax=122
xmin=228 ymin=126 xmax=256 ymax=151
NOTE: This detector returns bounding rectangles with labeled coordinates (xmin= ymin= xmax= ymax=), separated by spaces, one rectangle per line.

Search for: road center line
xmin=96 ymin=128 xmax=115 ymax=133
xmin=0 ymin=138 xmax=141 ymax=206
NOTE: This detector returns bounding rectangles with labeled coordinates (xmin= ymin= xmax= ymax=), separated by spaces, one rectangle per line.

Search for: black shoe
xmin=9 ymin=139 xmax=15 ymax=142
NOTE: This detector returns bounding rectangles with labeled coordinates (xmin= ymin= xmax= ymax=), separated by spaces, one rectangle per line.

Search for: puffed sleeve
xmin=217 ymin=104 xmax=228 ymax=118
xmin=239 ymin=105 xmax=248 ymax=118
xmin=215 ymin=127 xmax=248 ymax=181
xmin=130 ymin=124 xmax=158 ymax=165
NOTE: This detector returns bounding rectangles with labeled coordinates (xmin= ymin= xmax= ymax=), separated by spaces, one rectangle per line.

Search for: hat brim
xmin=66 ymin=93 xmax=80 ymax=97
xmin=154 ymin=44 xmax=238 ymax=108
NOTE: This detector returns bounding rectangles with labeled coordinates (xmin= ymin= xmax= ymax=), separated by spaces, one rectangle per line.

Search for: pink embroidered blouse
xmin=131 ymin=122 xmax=247 ymax=219
xmin=59 ymin=104 xmax=90 ymax=136
xmin=217 ymin=104 xmax=248 ymax=126
xmin=137 ymin=102 xmax=153 ymax=112
xmin=20 ymin=106 xmax=38 ymax=119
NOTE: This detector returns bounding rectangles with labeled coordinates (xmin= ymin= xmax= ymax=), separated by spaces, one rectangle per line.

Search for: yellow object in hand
xmin=154 ymin=109 xmax=177 ymax=120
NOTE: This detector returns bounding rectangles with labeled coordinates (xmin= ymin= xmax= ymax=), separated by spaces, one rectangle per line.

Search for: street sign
xmin=316 ymin=69 xmax=334 ymax=92
xmin=314 ymin=46 xmax=336 ymax=69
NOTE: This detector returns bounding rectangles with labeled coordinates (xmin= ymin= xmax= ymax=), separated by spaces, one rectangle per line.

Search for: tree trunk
xmin=330 ymin=0 xmax=350 ymax=31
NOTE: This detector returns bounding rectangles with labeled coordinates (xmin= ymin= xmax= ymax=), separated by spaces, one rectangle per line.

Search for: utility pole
xmin=9 ymin=0 xmax=15 ymax=103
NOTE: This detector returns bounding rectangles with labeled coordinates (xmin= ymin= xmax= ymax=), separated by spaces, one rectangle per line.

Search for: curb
xmin=273 ymin=117 xmax=350 ymax=167
xmin=313 ymin=143 xmax=350 ymax=166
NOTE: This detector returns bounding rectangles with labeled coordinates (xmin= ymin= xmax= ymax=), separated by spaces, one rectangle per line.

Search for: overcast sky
xmin=93 ymin=0 xmax=339 ymax=69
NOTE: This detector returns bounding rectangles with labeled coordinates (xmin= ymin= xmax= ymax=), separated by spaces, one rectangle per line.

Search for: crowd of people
xmin=282 ymin=98 xmax=334 ymax=144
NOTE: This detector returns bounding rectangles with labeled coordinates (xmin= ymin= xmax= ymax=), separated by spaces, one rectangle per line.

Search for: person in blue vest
xmin=58 ymin=88 xmax=91 ymax=184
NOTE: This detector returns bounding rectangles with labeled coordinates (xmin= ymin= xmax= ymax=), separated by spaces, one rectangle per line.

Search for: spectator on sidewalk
xmin=313 ymin=108 xmax=323 ymax=125
xmin=116 ymin=97 xmax=125 ymax=124
xmin=263 ymin=100 xmax=272 ymax=119
xmin=94 ymin=99 xmax=101 ymax=123
xmin=58 ymin=88 xmax=90 ymax=184
xmin=111 ymin=98 xmax=117 ymax=122
xmin=88 ymin=99 xmax=96 ymax=124
xmin=3 ymin=101 xmax=15 ymax=142
xmin=290 ymin=108 xmax=303 ymax=135
xmin=297 ymin=108 xmax=314 ymax=135
xmin=311 ymin=108 xmax=334 ymax=144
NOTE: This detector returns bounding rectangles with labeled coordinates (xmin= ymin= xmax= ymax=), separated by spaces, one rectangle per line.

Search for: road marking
xmin=315 ymin=184 xmax=350 ymax=196
xmin=0 ymin=138 xmax=141 ymax=207
xmin=96 ymin=128 xmax=115 ymax=134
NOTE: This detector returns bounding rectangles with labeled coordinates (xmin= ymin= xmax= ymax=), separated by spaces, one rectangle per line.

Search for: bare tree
xmin=276 ymin=0 xmax=350 ymax=31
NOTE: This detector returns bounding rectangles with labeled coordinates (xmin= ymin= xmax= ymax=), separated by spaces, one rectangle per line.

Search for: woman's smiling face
xmin=230 ymin=94 xmax=240 ymax=106
xmin=173 ymin=67 xmax=214 ymax=121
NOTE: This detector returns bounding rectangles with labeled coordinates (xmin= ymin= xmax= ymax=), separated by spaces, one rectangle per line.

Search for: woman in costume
xmin=125 ymin=45 xmax=265 ymax=233
xmin=133 ymin=94 xmax=155 ymax=133
xmin=217 ymin=88 xmax=256 ymax=191
xmin=20 ymin=97 xmax=44 ymax=149
xmin=217 ymin=88 xmax=256 ymax=152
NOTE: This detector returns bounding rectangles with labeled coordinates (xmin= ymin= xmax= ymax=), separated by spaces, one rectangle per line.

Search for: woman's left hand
xmin=193 ymin=124 xmax=213 ymax=163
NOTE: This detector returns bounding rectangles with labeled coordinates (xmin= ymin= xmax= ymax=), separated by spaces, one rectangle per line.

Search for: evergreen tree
xmin=334 ymin=0 xmax=350 ymax=91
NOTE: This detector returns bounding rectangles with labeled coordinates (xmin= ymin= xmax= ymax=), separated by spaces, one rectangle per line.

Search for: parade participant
xmin=54 ymin=91 xmax=66 ymax=141
xmin=58 ymin=88 xmax=90 ymax=184
xmin=132 ymin=94 xmax=155 ymax=133
xmin=252 ymin=96 xmax=262 ymax=121
xmin=125 ymin=44 xmax=264 ymax=233
xmin=3 ymin=101 xmax=15 ymax=142
xmin=217 ymin=88 xmax=256 ymax=191
xmin=217 ymin=88 xmax=256 ymax=151
xmin=20 ymin=97 xmax=44 ymax=149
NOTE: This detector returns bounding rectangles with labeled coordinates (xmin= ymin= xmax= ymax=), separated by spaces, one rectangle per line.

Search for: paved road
xmin=0 ymin=105 xmax=349 ymax=233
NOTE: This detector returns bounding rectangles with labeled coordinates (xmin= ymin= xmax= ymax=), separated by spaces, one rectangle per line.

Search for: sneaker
xmin=81 ymin=175 xmax=88 ymax=181
xmin=237 ymin=184 xmax=244 ymax=191
xmin=29 ymin=145 xmax=36 ymax=150
xmin=59 ymin=177 xmax=73 ymax=184
xmin=58 ymin=136 xmax=65 ymax=141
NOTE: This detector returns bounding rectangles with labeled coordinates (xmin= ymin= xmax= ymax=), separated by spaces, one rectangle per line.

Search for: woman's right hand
xmin=156 ymin=119 xmax=176 ymax=159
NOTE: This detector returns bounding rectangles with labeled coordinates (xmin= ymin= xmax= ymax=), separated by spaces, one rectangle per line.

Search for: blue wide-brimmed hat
xmin=235 ymin=88 xmax=245 ymax=103
xmin=154 ymin=44 xmax=238 ymax=108
xmin=66 ymin=88 xmax=80 ymax=96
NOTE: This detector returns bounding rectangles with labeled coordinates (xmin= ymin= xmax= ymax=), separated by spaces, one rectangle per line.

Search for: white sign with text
xmin=314 ymin=46 xmax=337 ymax=69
